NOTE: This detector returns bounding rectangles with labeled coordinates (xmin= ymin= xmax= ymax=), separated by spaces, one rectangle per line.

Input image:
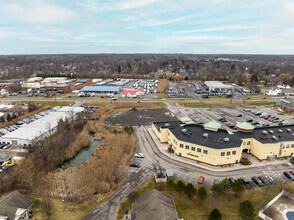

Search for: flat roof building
xmin=205 ymin=81 xmax=233 ymax=92
xmin=81 ymin=86 xmax=120 ymax=94
xmin=152 ymin=120 xmax=294 ymax=166
xmin=0 ymin=106 xmax=84 ymax=147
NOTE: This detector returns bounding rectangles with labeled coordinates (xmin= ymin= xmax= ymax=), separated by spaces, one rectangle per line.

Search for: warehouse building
xmin=0 ymin=106 xmax=84 ymax=147
xmin=205 ymin=81 xmax=233 ymax=92
xmin=41 ymin=79 xmax=92 ymax=93
xmin=152 ymin=117 xmax=294 ymax=166
xmin=81 ymin=86 xmax=120 ymax=94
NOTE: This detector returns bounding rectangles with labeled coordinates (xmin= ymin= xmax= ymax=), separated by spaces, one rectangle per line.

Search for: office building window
xmin=291 ymin=144 xmax=294 ymax=148
xmin=180 ymin=144 xmax=183 ymax=148
xmin=232 ymin=151 xmax=236 ymax=155
xmin=185 ymin=145 xmax=189 ymax=150
xmin=247 ymin=141 xmax=251 ymax=145
xmin=227 ymin=151 xmax=231 ymax=156
xmin=204 ymin=150 xmax=208 ymax=154
xmin=191 ymin=147 xmax=195 ymax=151
xmin=197 ymin=148 xmax=201 ymax=153
xmin=221 ymin=152 xmax=225 ymax=156
xmin=287 ymin=144 xmax=290 ymax=148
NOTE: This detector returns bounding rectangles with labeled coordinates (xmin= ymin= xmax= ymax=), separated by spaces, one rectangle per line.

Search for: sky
xmin=0 ymin=0 xmax=294 ymax=54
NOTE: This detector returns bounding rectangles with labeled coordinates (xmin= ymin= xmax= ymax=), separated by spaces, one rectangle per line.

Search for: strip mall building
xmin=152 ymin=117 xmax=294 ymax=166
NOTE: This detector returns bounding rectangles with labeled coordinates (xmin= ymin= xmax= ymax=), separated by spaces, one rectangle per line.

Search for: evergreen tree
xmin=209 ymin=208 xmax=222 ymax=220
xmin=238 ymin=200 xmax=254 ymax=220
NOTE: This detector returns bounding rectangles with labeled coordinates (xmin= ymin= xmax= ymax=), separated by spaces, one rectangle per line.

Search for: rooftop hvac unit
xmin=203 ymin=133 xmax=208 ymax=138
xmin=287 ymin=128 xmax=292 ymax=132
xmin=181 ymin=129 xmax=187 ymax=133
xmin=262 ymin=130 xmax=268 ymax=135
xmin=269 ymin=130 xmax=274 ymax=134
xmin=164 ymin=123 xmax=170 ymax=127
xmin=224 ymin=137 xmax=230 ymax=142
xmin=272 ymin=136 xmax=277 ymax=140
xmin=278 ymin=129 xmax=283 ymax=133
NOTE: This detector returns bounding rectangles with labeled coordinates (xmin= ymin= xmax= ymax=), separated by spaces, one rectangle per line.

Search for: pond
xmin=287 ymin=212 xmax=294 ymax=220
xmin=64 ymin=134 xmax=103 ymax=166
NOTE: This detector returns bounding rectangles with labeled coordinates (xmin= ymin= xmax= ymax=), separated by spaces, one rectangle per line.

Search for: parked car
xmin=213 ymin=179 xmax=219 ymax=185
xmin=129 ymin=162 xmax=140 ymax=168
xmin=236 ymin=114 xmax=242 ymax=117
xmin=198 ymin=176 xmax=204 ymax=184
xmin=246 ymin=119 xmax=253 ymax=123
xmin=252 ymin=176 xmax=264 ymax=187
xmin=258 ymin=175 xmax=270 ymax=185
xmin=240 ymin=177 xmax=249 ymax=185
xmin=284 ymin=171 xmax=294 ymax=181
xmin=3 ymin=160 xmax=15 ymax=167
xmin=264 ymin=175 xmax=275 ymax=183
xmin=229 ymin=177 xmax=235 ymax=184
xmin=135 ymin=153 xmax=145 ymax=158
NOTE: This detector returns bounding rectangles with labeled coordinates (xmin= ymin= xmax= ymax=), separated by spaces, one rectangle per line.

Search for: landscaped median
xmin=179 ymin=101 xmax=277 ymax=108
xmin=13 ymin=101 xmax=73 ymax=107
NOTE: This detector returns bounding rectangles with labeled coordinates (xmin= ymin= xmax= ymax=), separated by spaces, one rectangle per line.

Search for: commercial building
xmin=281 ymin=97 xmax=294 ymax=112
xmin=205 ymin=81 xmax=233 ymax=92
xmin=152 ymin=117 xmax=294 ymax=166
xmin=0 ymin=106 xmax=84 ymax=147
xmin=41 ymin=79 xmax=92 ymax=93
xmin=81 ymin=86 xmax=120 ymax=94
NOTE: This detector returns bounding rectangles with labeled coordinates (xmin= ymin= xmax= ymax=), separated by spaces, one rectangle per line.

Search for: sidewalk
xmin=147 ymin=127 xmax=290 ymax=172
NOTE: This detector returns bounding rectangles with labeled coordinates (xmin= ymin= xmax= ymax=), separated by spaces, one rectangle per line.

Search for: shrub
xmin=239 ymin=157 xmax=251 ymax=165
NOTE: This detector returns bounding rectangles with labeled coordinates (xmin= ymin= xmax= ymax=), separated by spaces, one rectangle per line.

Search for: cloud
xmin=139 ymin=15 xmax=193 ymax=27
xmin=174 ymin=25 xmax=254 ymax=33
xmin=6 ymin=2 xmax=78 ymax=24
xmin=83 ymin=0 xmax=159 ymax=11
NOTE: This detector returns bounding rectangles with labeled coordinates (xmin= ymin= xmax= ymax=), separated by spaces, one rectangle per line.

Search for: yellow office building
xmin=152 ymin=117 xmax=294 ymax=166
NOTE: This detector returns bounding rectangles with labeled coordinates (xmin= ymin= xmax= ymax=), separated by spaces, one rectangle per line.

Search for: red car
xmin=289 ymin=171 xmax=294 ymax=175
xmin=226 ymin=123 xmax=232 ymax=126
xmin=274 ymin=117 xmax=279 ymax=120
xmin=198 ymin=176 xmax=204 ymax=184
xmin=264 ymin=116 xmax=270 ymax=119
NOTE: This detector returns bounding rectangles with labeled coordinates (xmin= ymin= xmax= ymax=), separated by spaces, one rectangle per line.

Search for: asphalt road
xmin=84 ymin=125 xmax=293 ymax=220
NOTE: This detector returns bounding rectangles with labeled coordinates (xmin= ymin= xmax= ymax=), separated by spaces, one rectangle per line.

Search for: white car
xmin=135 ymin=153 xmax=145 ymax=158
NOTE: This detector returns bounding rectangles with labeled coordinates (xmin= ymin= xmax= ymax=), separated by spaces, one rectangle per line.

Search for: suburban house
xmin=0 ymin=191 xmax=33 ymax=220
xmin=131 ymin=189 xmax=178 ymax=220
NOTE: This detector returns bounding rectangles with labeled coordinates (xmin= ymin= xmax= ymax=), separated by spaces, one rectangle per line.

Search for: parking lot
xmin=167 ymin=103 xmax=293 ymax=131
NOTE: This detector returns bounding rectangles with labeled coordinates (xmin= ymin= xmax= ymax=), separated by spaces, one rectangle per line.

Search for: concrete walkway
xmin=148 ymin=127 xmax=291 ymax=172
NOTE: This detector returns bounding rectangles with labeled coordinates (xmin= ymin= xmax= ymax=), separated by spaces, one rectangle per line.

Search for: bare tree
xmin=42 ymin=197 xmax=55 ymax=220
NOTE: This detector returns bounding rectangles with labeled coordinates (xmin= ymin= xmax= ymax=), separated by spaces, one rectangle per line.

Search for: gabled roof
xmin=204 ymin=120 xmax=221 ymax=130
xmin=122 ymin=90 xmax=136 ymax=95
xmin=131 ymin=189 xmax=178 ymax=220
xmin=237 ymin=122 xmax=254 ymax=130
xmin=0 ymin=191 xmax=33 ymax=220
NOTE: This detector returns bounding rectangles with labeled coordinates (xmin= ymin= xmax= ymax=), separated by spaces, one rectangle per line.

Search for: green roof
xmin=204 ymin=120 xmax=221 ymax=130
xmin=236 ymin=122 xmax=254 ymax=130
xmin=180 ymin=116 xmax=193 ymax=123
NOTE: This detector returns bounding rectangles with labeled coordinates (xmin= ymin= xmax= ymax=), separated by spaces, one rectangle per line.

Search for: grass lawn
xmin=179 ymin=101 xmax=277 ymax=108
xmin=117 ymin=178 xmax=294 ymax=220
xmin=14 ymin=101 xmax=73 ymax=107
xmin=27 ymin=193 xmax=111 ymax=220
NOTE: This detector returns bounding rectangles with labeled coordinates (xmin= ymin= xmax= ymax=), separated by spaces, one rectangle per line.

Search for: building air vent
xmin=164 ymin=123 xmax=170 ymax=127
xmin=269 ymin=130 xmax=274 ymax=134
xmin=262 ymin=130 xmax=267 ymax=135
xmin=287 ymin=128 xmax=292 ymax=132
xmin=272 ymin=136 xmax=278 ymax=140
xmin=181 ymin=129 xmax=187 ymax=133
xmin=224 ymin=137 xmax=230 ymax=142
xmin=203 ymin=133 xmax=208 ymax=138
xmin=218 ymin=138 xmax=223 ymax=143
xmin=278 ymin=129 xmax=283 ymax=133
